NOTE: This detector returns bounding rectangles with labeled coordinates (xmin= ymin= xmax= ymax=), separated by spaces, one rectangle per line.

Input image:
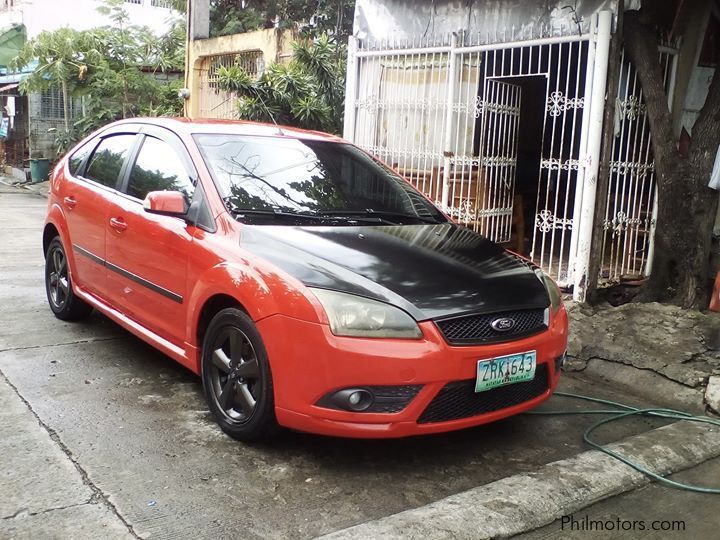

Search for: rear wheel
xmin=201 ymin=308 xmax=279 ymax=441
xmin=45 ymin=237 xmax=93 ymax=321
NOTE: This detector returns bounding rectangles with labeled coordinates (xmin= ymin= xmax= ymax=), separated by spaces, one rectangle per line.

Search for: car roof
xmin=110 ymin=117 xmax=346 ymax=143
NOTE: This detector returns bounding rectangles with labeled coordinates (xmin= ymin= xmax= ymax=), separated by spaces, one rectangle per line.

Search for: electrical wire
xmin=526 ymin=391 xmax=720 ymax=494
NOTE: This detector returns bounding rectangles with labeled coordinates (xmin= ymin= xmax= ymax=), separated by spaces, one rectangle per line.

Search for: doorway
xmin=483 ymin=75 xmax=547 ymax=257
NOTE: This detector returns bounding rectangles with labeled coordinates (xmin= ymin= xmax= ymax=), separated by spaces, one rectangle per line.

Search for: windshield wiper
xmin=318 ymin=209 xmax=442 ymax=224
xmin=233 ymin=209 xmax=400 ymax=226
xmin=231 ymin=208 xmax=342 ymax=223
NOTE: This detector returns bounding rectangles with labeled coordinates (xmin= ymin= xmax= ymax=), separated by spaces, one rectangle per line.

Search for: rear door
xmin=105 ymin=127 xmax=200 ymax=346
xmin=63 ymin=132 xmax=137 ymax=299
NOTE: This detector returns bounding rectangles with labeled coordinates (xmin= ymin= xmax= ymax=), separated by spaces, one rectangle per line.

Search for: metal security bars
xmin=474 ymin=79 xmax=521 ymax=242
xmin=344 ymin=16 xmax=609 ymax=293
xmin=349 ymin=37 xmax=452 ymax=205
xmin=198 ymin=51 xmax=264 ymax=119
xmin=599 ymin=45 xmax=678 ymax=283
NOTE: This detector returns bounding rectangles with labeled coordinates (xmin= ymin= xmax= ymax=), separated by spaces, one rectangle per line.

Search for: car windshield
xmin=193 ymin=134 xmax=446 ymax=225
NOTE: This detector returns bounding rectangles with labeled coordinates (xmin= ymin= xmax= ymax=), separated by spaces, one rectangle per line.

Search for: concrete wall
xmin=27 ymin=90 xmax=82 ymax=159
xmin=186 ymin=27 xmax=296 ymax=118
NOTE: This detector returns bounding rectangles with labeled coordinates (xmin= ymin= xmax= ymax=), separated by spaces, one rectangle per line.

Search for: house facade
xmin=343 ymin=0 xmax=717 ymax=300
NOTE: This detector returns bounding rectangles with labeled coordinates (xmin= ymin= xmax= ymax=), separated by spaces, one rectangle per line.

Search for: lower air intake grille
xmin=417 ymin=364 xmax=549 ymax=424
xmin=435 ymin=308 xmax=547 ymax=345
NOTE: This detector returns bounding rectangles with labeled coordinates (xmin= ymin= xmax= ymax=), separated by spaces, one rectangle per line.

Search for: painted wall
xmin=186 ymin=27 xmax=296 ymax=118
xmin=352 ymin=0 xmax=637 ymax=42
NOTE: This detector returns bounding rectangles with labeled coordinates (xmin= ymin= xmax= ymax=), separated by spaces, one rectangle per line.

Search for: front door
xmin=477 ymin=79 xmax=522 ymax=243
xmin=105 ymin=132 xmax=197 ymax=346
xmin=64 ymin=133 xmax=137 ymax=299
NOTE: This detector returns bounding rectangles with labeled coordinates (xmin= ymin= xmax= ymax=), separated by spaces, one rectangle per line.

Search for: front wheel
xmin=45 ymin=237 xmax=93 ymax=321
xmin=201 ymin=308 xmax=279 ymax=442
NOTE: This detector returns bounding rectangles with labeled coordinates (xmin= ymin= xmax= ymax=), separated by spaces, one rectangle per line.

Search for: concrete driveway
xmin=0 ymin=186 xmax=715 ymax=539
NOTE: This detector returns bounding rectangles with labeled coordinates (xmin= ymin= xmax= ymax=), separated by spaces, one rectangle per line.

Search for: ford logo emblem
xmin=490 ymin=317 xmax=516 ymax=332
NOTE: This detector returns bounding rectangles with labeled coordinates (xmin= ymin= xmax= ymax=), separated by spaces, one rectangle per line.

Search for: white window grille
xmin=198 ymin=51 xmax=264 ymax=119
xmin=124 ymin=0 xmax=142 ymax=5
xmin=39 ymin=88 xmax=77 ymax=119
xmin=150 ymin=0 xmax=173 ymax=8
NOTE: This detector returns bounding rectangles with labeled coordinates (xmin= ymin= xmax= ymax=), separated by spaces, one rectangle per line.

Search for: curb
xmin=0 ymin=178 xmax=49 ymax=197
xmin=581 ymin=359 xmax=707 ymax=415
xmin=317 ymin=421 xmax=720 ymax=539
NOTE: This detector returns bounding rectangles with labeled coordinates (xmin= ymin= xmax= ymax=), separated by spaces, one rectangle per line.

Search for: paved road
xmin=0 ymin=186 xmax=680 ymax=539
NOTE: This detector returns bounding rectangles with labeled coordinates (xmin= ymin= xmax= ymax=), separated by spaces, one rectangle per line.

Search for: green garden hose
xmin=527 ymin=391 xmax=720 ymax=494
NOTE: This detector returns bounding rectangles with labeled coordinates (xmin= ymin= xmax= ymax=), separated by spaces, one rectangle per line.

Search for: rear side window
xmin=84 ymin=134 xmax=135 ymax=188
xmin=68 ymin=139 xmax=97 ymax=176
xmin=127 ymin=136 xmax=195 ymax=203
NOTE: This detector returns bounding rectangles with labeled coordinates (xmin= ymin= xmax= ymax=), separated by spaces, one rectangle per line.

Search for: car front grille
xmin=435 ymin=308 xmax=547 ymax=345
xmin=417 ymin=363 xmax=549 ymax=424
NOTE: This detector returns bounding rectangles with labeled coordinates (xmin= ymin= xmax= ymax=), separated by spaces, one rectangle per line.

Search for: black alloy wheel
xmin=44 ymin=237 xmax=93 ymax=321
xmin=202 ymin=308 xmax=278 ymax=441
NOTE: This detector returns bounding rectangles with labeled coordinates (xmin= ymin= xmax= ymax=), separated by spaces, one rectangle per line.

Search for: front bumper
xmin=257 ymin=307 xmax=568 ymax=438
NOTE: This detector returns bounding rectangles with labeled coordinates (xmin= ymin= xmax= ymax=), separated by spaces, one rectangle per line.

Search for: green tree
xmin=619 ymin=3 xmax=719 ymax=308
xmin=209 ymin=0 xmax=355 ymax=42
xmin=12 ymin=0 xmax=186 ymax=155
xmin=217 ymin=35 xmax=345 ymax=133
xmin=10 ymin=28 xmax=100 ymax=131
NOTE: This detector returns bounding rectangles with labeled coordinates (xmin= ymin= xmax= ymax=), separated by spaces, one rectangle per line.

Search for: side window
xmin=127 ymin=136 xmax=195 ymax=203
xmin=68 ymin=138 xmax=97 ymax=176
xmin=85 ymin=135 xmax=136 ymax=188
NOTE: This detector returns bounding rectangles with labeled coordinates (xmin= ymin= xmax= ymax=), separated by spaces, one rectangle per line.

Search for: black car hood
xmin=241 ymin=223 xmax=549 ymax=321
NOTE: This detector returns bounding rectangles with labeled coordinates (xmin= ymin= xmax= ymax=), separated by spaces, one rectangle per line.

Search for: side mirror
xmin=143 ymin=191 xmax=187 ymax=217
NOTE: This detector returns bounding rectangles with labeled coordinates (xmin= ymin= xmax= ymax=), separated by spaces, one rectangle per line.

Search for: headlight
xmin=535 ymin=269 xmax=563 ymax=313
xmin=311 ymin=288 xmax=422 ymax=339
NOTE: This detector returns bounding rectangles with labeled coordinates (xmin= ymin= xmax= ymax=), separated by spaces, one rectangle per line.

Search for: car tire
xmin=201 ymin=308 xmax=280 ymax=442
xmin=45 ymin=237 xmax=93 ymax=321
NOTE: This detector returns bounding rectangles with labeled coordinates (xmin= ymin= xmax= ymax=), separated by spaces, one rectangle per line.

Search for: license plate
xmin=475 ymin=351 xmax=536 ymax=393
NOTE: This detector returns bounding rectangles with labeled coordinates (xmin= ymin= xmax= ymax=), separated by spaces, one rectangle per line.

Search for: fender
xmin=185 ymin=259 xmax=322 ymax=345
xmin=44 ymin=204 xmax=81 ymax=288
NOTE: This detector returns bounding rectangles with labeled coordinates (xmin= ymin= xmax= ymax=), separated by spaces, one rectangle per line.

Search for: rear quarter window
xmin=68 ymin=138 xmax=97 ymax=177
xmin=84 ymin=134 xmax=136 ymax=189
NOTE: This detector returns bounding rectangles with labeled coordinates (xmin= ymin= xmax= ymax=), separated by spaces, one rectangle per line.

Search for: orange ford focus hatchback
xmin=43 ymin=118 xmax=568 ymax=441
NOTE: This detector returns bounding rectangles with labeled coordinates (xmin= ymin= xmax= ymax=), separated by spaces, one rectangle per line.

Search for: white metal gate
xmin=476 ymin=79 xmax=521 ymax=242
xmin=344 ymin=16 xmax=612 ymax=293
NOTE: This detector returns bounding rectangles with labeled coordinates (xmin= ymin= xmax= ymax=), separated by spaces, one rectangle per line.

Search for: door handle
xmin=63 ymin=196 xmax=77 ymax=210
xmin=109 ymin=217 xmax=128 ymax=233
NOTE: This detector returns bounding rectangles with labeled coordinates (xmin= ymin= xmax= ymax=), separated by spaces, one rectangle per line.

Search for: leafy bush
xmin=217 ymin=35 xmax=346 ymax=134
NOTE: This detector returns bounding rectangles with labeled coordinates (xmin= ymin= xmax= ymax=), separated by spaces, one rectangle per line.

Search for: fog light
xmin=331 ymin=388 xmax=374 ymax=411
xmin=316 ymin=385 xmax=423 ymax=413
